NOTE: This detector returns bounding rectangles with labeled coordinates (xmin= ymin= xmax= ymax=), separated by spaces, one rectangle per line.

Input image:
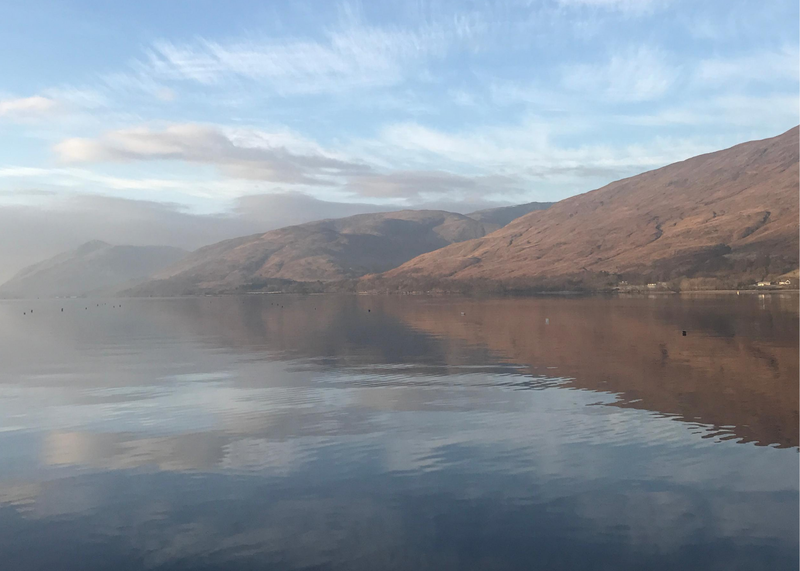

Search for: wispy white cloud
xmin=139 ymin=19 xmax=452 ymax=95
xmin=561 ymin=47 xmax=679 ymax=102
xmin=0 ymin=96 xmax=59 ymax=119
xmin=54 ymin=124 xmax=371 ymax=185
xmin=101 ymin=69 xmax=177 ymax=100
xmin=708 ymin=93 xmax=799 ymax=128
xmin=46 ymin=123 xmax=537 ymax=201
xmin=617 ymin=93 xmax=799 ymax=130
xmin=694 ymin=46 xmax=799 ymax=87
xmin=682 ymin=1 xmax=796 ymax=42
xmin=556 ymin=0 xmax=664 ymax=14
xmin=345 ymin=171 xmax=522 ymax=199
xmin=0 ymin=165 xmax=238 ymax=198
xmin=46 ymin=116 xmax=672 ymax=204
xmin=40 ymin=87 xmax=111 ymax=110
xmin=349 ymin=117 xmax=723 ymax=202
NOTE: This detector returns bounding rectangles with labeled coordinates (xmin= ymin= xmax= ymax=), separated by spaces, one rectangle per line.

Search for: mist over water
xmin=0 ymin=294 xmax=797 ymax=570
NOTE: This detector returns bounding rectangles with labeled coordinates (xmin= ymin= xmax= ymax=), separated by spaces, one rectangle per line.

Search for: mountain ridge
xmin=0 ymin=242 xmax=188 ymax=298
xmin=369 ymin=127 xmax=799 ymax=292
xmin=467 ymin=201 xmax=553 ymax=230
xmin=128 ymin=209 xmax=508 ymax=295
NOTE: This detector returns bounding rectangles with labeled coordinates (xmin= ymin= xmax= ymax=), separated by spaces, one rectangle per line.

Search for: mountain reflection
xmin=137 ymin=294 xmax=799 ymax=448
xmin=0 ymin=294 xmax=797 ymax=571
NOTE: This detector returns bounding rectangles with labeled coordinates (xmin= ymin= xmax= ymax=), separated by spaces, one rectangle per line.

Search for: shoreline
xmin=1 ymin=289 xmax=798 ymax=302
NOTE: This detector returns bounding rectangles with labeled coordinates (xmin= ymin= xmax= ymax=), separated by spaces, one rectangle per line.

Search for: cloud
xmin=51 ymin=120 xmax=630 ymax=202
xmin=55 ymin=124 xmax=371 ymax=185
xmin=369 ymin=120 xmax=552 ymax=174
xmin=694 ymin=46 xmax=799 ymax=87
xmin=372 ymin=119 xmax=681 ymax=178
xmin=83 ymin=2 xmax=634 ymax=104
xmin=41 ymin=87 xmax=111 ymax=110
xmin=346 ymin=171 xmax=522 ymax=199
xmin=155 ymin=87 xmax=177 ymax=101
xmin=562 ymin=47 xmax=678 ymax=102
xmin=139 ymin=19 xmax=451 ymax=95
xmin=0 ymin=96 xmax=59 ymax=118
xmin=0 ymin=165 xmax=255 ymax=200
xmin=682 ymin=1 xmax=797 ymax=42
xmin=525 ymin=164 xmax=629 ymax=178
xmin=556 ymin=0 xmax=663 ymax=13
xmin=449 ymin=90 xmax=478 ymax=107
xmin=617 ymin=93 xmax=799 ymax=129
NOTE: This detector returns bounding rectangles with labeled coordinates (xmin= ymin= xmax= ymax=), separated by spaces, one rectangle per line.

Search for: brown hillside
xmin=379 ymin=127 xmax=799 ymax=290
xmin=132 ymin=210 xmax=493 ymax=294
xmin=466 ymin=201 xmax=553 ymax=231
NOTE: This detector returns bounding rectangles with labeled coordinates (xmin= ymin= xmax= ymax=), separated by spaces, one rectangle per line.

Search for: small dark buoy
xmin=368 ymin=309 xmax=371 ymax=313
xmin=682 ymin=330 xmax=687 ymax=336
xmin=30 ymin=309 xmax=33 ymax=314
xmin=23 ymin=312 xmax=26 ymax=315
xmin=61 ymin=308 xmax=64 ymax=312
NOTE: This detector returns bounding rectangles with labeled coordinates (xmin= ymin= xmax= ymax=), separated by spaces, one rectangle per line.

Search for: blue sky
xmin=0 ymin=0 xmax=797 ymax=274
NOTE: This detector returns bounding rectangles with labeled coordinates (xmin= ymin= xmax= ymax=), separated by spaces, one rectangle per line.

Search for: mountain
xmin=374 ymin=127 xmax=799 ymax=292
xmin=467 ymin=201 xmax=553 ymax=230
xmin=0 ymin=241 xmax=187 ymax=298
xmin=129 ymin=210 xmax=497 ymax=295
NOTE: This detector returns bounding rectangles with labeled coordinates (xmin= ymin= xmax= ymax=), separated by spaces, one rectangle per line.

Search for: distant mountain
xmin=373 ymin=127 xmax=799 ymax=292
xmin=0 ymin=241 xmax=187 ymax=298
xmin=129 ymin=210 xmax=497 ymax=295
xmin=467 ymin=201 xmax=553 ymax=230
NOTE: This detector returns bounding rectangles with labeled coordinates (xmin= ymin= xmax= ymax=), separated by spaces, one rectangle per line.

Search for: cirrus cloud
xmin=140 ymin=19 xmax=453 ymax=95
xmin=561 ymin=47 xmax=679 ymax=102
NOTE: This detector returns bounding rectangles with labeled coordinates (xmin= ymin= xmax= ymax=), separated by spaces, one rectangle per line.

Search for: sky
xmin=0 ymin=0 xmax=797 ymax=278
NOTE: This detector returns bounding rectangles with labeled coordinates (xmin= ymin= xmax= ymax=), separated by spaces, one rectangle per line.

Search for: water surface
xmin=0 ymin=294 xmax=797 ymax=570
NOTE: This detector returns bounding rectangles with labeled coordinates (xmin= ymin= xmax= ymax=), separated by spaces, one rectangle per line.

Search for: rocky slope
xmin=375 ymin=127 xmax=799 ymax=292
xmin=0 ymin=241 xmax=187 ymax=298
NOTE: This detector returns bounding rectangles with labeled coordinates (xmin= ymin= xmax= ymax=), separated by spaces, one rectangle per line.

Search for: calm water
xmin=0 ymin=294 xmax=797 ymax=570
